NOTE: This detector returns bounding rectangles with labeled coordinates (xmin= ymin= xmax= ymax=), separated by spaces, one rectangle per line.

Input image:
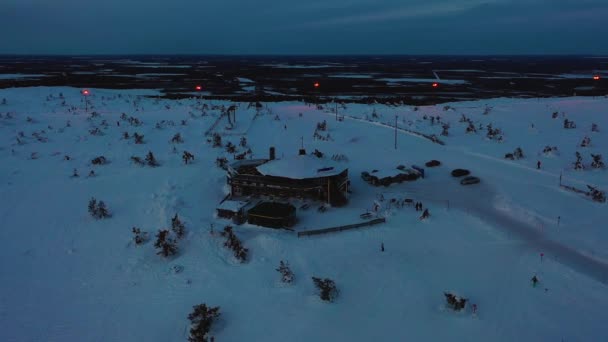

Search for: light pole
xmin=394 ymin=114 xmax=398 ymax=149
xmin=195 ymin=85 xmax=203 ymax=115
xmin=81 ymin=89 xmax=90 ymax=112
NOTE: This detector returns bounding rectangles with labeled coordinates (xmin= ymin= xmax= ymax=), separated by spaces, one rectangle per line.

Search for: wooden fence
xmin=297 ymin=217 xmax=386 ymax=237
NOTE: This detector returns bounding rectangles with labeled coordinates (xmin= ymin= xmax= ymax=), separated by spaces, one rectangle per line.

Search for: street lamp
xmin=432 ymin=83 xmax=439 ymax=88
xmin=81 ymin=89 xmax=90 ymax=112
xmin=195 ymin=85 xmax=203 ymax=115
xmin=593 ymin=75 xmax=600 ymax=81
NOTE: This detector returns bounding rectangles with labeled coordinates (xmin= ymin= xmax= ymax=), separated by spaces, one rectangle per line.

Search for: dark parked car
xmin=460 ymin=176 xmax=480 ymax=185
xmin=451 ymin=169 xmax=470 ymax=177
xmin=425 ymin=160 xmax=441 ymax=167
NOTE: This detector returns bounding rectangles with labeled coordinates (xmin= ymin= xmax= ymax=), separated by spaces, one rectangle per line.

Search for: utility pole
xmin=394 ymin=114 xmax=398 ymax=149
xmin=335 ymin=101 xmax=338 ymax=121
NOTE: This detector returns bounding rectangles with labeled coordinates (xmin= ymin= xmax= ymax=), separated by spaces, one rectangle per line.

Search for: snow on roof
xmin=217 ymin=200 xmax=249 ymax=212
xmin=256 ymin=155 xmax=346 ymax=180
xmin=370 ymin=168 xmax=407 ymax=179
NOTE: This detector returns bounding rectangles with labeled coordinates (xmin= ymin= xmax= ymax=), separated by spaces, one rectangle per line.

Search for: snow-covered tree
xmin=182 ymin=151 xmax=195 ymax=164
xmin=225 ymin=142 xmax=236 ymax=154
xmin=591 ymin=154 xmax=605 ymax=169
xmin=513 ymin=147 xmax=524 ymax=159
xmin=466 ymin=122 xmax=476 ymax=133
xmin=276 ymin=260 xmax=294 ymax=283
xmin=212 ymin=133 xmax=222 ymax=147
xmin=187 ymin=304 xmax=221 ymax=342
xmin=587 ymin=185 xmax=606 ymax=203
xmin=88 ymin=197 xmax=110 ymax=219
xmin=91 ymin=156 xmax=107 ymax=165
xmin=441 ymin=124 xmax=450 ymax=137
xmin=171 ymin=214 xmax=186 ymax=239
xmin=132 ymin=227 xmax=148 ymax=245
xmin=580 ymin=136 xmax=591 ymax=147
xmin=444 ymin=292 xmax=467 ymax=311
xmin=133 ymin=133 xmax=144 ymax=144
xmin=220 ymin=226 xmax=248 ymax=262
xmin=88 ymin=198 xmax=97 ymax=217
xmin=130 ymin=156 xmax=145 ymax=166
xmin=154 ymin=230 xmax=178 ymax=257
xmin=574 ymin=152 xmax=584 ymax=170
xmin=145 ymin=151 xmax=159 ymax=167
xmin=171 ymin=133 xmax=184 ymax=143
xmin=312 ymin=277 xmax=338 ymax=302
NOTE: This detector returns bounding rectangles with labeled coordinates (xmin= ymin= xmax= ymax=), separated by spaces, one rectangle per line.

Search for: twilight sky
xmin=1 ymin=0 xmax=607 ymax=55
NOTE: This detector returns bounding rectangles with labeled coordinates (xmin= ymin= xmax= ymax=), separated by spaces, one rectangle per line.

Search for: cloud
xmin=283 ymin=0 xmax=502 ymax=29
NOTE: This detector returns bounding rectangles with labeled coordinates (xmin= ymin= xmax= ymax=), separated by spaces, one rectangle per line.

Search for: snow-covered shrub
xmin=212 ymin=133 xmax=222 ymax=147
xmin=220 ymin=226 xmax=248 ymax=262
xmin=88 ymin=198 xmax=111 ymax=219
xmin=466 ymin=122 xmax=476 ymax=133
xmin=187 ymin=304 xmax=220 ymax=342
xmin=444 ymin=292 xmax=467 ymax=311
xmin=130 ymin=156 xmax=145 ymax=166
xmin=587 ymin=185 xmax=606 ymax=203
xmin=312 ymin=277 xmax=338 ymax=302
xmin=574 ymin=152 xmax=584 ymax=170
xmin=216 ymin=157 xmax=228 ymax=170
xmin=225 ymin=142 xmax=236 ymax=154
xmin=154 ymin=230 xmax=178 ymax=257
xmin=91 ymin=156 xmax=108 ymax=165
xmin=591 ymin=154 xmax=605 ymax=169
xmin=542 ymin=146 xmax=559 ymax=155
xmin=441 ymin=124 xmax=450 ymax=137
xmin=133 ymin=133 xmax=145 ymax=144
xmin=132 ymin=227 xmax=148 ymax=245
xmin=505 ymin=147 xmax=524 ymax=160
xmin=276 ymin=260 xmax=294 ymax=283
xmin=145 ymin=151 xmax=159 ymax=167
xmin=171 ymin=214 xmax=186 ymax=239
xmin=591 ymin=123 xmax=599 ymax=132
xmin=580 ymin=136 xmax=591 ymax=147
xmin=564 ymin=119 xmax=576 ymax=129
xmin=182 ymin=151 xmax=195 ymax=164
xmin=171 ymin=133 xmax=184 ymax=144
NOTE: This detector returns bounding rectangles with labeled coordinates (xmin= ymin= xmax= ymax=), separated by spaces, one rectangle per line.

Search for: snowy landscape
xmin=0 ymin=86 xmax=607 ymax=341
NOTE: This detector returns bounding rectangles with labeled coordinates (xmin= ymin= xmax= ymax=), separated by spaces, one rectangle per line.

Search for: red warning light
xmin=593 ymin=75 xmax=600 ymax=80
xmin=195 ymin=85 xmax=202 ymax=91
xmin=314 ymin=82 xmax=320 ymax=88
xmin=82 ymin=89 xmax=90 ymax=96
xmin=432 ymin=83 xmax=439 ymax=88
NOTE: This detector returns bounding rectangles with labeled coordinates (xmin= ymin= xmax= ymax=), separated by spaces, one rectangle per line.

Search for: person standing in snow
xmin=537 ymin=160 xmax=541 ymax=169
xmin=531 ymin=275 xmax=539 ymax=287
xmin=381 ymin=243 xmax=384 ymax=252
xmin=420 ymin=208 xmax=430 ymax=220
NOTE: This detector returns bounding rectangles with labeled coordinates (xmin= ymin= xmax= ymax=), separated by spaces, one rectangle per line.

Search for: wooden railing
xmin=297 ymin=218 xmax=386 ymax=237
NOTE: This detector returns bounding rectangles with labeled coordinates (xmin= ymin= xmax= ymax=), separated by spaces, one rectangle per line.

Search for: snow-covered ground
xmin=0 ymin=87 xmax=606 ymax=341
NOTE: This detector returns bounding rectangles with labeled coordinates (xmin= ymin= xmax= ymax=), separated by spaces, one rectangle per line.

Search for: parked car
xmin=460 ymin=176 xmax=480 ymax=185
xmin=425 ymin=160 xmax=441 ymax=167
xmin=451 ymin=168 xmax=471 ymax=177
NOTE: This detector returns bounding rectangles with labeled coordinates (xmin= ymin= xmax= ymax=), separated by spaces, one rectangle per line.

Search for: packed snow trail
xmin=405 ymin=180 xmax=608 ymax=286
